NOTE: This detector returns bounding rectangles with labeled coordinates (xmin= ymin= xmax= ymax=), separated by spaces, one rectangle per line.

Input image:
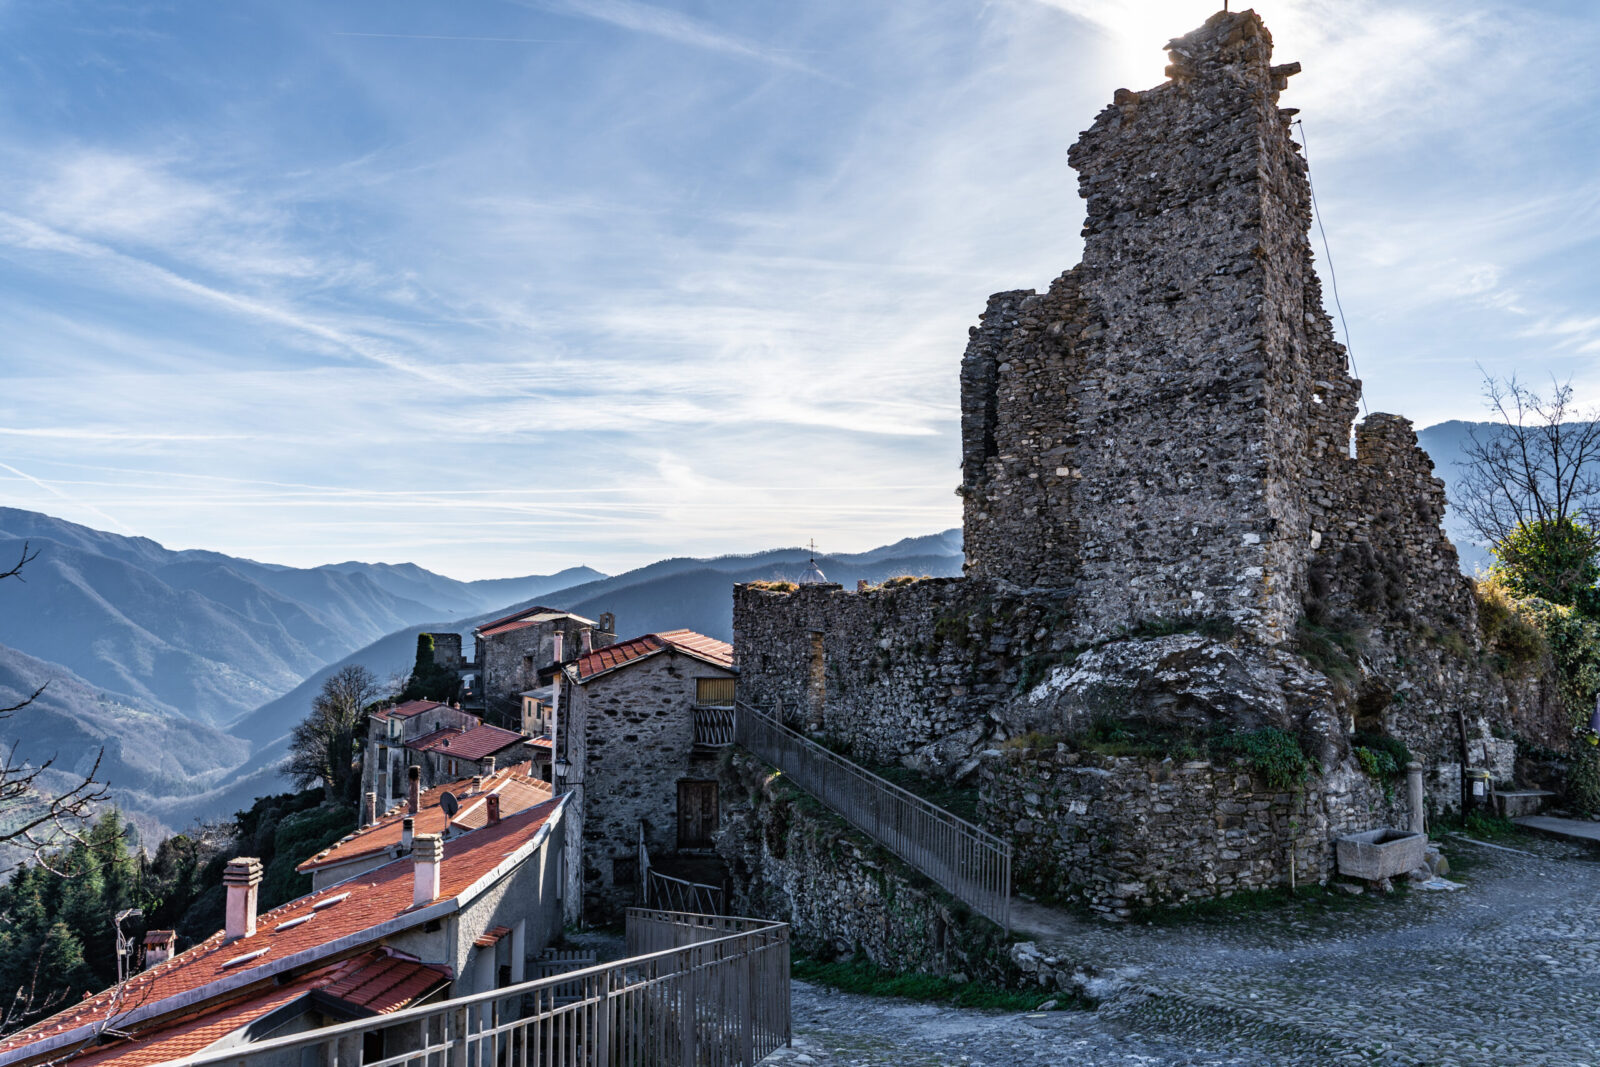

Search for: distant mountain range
xmin=0 ymin=508 xmax=963 ymax=838
xmin=0 ymin=419 xmax=1517 ymax=840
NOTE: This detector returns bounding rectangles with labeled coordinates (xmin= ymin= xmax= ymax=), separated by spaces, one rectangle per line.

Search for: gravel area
xmin=763 ymin=833 xmax=1600 ymax=1066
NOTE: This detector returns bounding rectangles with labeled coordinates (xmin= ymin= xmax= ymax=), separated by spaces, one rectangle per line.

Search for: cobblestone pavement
xmin=764 ymin=834 xmax=1600 ymax=1066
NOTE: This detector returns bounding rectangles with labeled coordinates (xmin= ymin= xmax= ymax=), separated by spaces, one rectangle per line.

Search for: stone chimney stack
xmin=143 ymin=930 xmax=176 ymax=967
xmin=471 ymin=773 xmax=484 ymax=793
xmin=223 ymin=857 xmax=263 ymax=941
xmin=412 ymin=833 xmax=444 ymax=907
xmin=363 ymin=791 xmax=377 ymax=826
xmin=408 ymin=764 xmax=421 ymax=814
xmin=401 ymin=816 xmax=414 ymax=852
xmin=486 ymin=794 xmax=501 ymax=825
xmin=581 ymin=628 xmax=593 ymax=655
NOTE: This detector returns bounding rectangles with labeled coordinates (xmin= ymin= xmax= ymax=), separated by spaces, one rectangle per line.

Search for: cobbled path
xmin=764 ymin=834 xmax=1600 ymax=1066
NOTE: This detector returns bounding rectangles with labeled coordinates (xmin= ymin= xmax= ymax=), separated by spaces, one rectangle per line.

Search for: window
xmin=612 ymin=856 xmax=638 ymax=885
xmin=695 ymin=677 xmax=735 ymax=707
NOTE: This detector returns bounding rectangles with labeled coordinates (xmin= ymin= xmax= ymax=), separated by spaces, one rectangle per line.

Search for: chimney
xmin=143 ymin=930 xmax=176 ymax=968
xmin=413 ymin=834 xmax=444 ymax=907
xmin=553 ymin=631 xmax=564 ymax=662
xmin=581 ymin=628 xmax=593 ymax=655
xmin=408 ymin=765 xmax=421 ymax=814
xmin=484 ymin=756 xmax=496 ymax=776
xmin=223 ymin=857 xmax=263 ymax=941
xmin=486 ymin=794 xmax=501 ymax=825
xmin=471 ymin=773 xmax=484 ymax=793
xmin=362 ymin=791 xmax=377 ymax=826
xmin=401 ymin=816 xmax=414 ymax=852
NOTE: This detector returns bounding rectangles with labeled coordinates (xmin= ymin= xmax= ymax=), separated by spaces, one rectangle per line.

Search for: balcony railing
xmin=693 ymin=707 xmax=736 ymax=747
xmin=179 ymin=909 xmax=789 ymax=1067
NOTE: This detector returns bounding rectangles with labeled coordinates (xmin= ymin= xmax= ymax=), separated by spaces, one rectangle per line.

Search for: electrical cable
xmin=1295 ymin=118 xmax=1368 ymax=417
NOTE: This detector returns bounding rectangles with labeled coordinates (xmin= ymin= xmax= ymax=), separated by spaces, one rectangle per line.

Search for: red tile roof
xmin=411 ymin=723 xmax=526 ymax=761
xmin=473 ymin=926 xmax=512 ymax=949
xmin=62 ymin=950 xmax=449 ymax=1067
xmin=1 ymin=799 xmax=562 ymax=1063
xmin=372 ymin=699 xmax=447 ymax=723
xmin=574 ymin=630 xmax=734 ymax=681
xmin=298 ymin=763 xmax=551 ymax=873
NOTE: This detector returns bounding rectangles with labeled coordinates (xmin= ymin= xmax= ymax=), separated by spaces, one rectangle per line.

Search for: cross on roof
xmin=806 ymin=538 xmax=819 ymax=562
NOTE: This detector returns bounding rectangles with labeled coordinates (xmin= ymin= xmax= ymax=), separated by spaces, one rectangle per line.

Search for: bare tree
xmin=287 ymin=665 xmax=385 ymax=805
xmin=1455 ymin=373 xmax=1600 ymax=560
xmin=0 ymin=543 xmax=110 ymax=869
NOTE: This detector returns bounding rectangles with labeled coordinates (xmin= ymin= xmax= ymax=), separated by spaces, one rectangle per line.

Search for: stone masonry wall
xmin=479 ymin=616 xmax=595 ymax=728
xmin=959 ymin=13 xmax=1346 ymax=646
xmin=716 ymin=751 xmax=1019 ymax=985
xmin=568 ymin=649 xmax=733 ymax=923
xmin=980 ymin=745 xmax=1405 ymax=919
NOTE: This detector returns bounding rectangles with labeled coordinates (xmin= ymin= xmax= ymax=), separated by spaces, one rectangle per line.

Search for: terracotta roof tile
xmin=299 ymin=763 xmax=550 ymax=873
xmin=2 ymin=800 xmax=560 ymax=1059
xmin=62 ymin=951 xmax=449 ymax=1067
xmin=411 ymin=724 xmax=526 ymax=761
xmin=574 ymin=630 xmax=733 ymax=681
xmin=372 ymin=699 xmax=447 ymax=723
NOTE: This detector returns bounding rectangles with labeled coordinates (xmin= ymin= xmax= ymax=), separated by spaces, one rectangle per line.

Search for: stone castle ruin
xmin=733 ymin=10 xmax=1563 ymax=918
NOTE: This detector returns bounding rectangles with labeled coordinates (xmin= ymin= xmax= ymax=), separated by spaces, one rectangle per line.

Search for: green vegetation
xmin=1491 ymin=517 xmax=1600 ymax=617
xmin=1122 ymin=615 xmax=1238 ymax=641
xmin=402 ymin=632 xmax=461 ymax=703
xmin=1293 ymin=619 xmax=1366 ymax=692
xmin=855 ymin=760 xmax=982 ymax=825
xmin=791 ymin=954 xmax=1073 ymax=1012
xmin=1003 ymin=721 xmax=1314 ymax=793
xmin=1211 ymin=727 xmax=1313 ymax=792
xmin=746 ymin=580 xmax=798 ymax=593
xmin=1476 ymin=576 xmax=1549 ymax=673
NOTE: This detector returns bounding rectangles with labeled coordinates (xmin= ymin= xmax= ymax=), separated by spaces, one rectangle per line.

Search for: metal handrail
xmin=176 ymin=910 xmax=790 ymax=1067
xmin=734 ymin=701 xmax=1011 ymax=932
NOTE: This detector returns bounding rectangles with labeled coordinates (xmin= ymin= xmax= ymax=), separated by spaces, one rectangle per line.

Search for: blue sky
xmin=1 ymin=0 xmax=1596 ymax=579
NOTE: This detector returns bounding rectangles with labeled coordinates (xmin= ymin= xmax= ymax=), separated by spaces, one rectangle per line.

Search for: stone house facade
xmin=473 ymin=607 xmax=615 ymax=728
xmin=557 ymin=630 xmax=736 ymax=923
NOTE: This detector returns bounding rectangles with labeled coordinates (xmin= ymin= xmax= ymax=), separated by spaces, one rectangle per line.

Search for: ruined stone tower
xmin=959 ymin=11 xmax=1359 ymax=643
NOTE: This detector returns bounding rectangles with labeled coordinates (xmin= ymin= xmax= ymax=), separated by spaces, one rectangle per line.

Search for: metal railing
xmin=735 ymin=702 xmax=1011 ymax=932
xmin=180 ymin=910 xmax=790 ymax=1067
xmin=693 ymin=707 xmax=736 ymax=746
xmin=640 ymin=824 xmax=726 ymax=915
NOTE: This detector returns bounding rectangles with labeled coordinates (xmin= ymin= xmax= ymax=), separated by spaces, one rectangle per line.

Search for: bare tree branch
xmin=1454 ymin=372 xmax=1600 ymax=550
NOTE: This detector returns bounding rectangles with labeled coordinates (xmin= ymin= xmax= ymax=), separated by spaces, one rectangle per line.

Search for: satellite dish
xmin=439 ymin=792 xmax=459 ymax=817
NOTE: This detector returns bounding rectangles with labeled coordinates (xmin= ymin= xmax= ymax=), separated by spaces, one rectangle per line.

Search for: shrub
xmin=1213 ymin=727 xmax=1313 ymax=792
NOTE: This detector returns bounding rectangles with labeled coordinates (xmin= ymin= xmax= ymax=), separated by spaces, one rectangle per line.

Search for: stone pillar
xmin=1407 ymin=762 xmax=1426 ymax=836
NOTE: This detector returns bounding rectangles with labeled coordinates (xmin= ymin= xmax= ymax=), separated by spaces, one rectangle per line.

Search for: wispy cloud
xmin=532 ymin=0 xmax=823 ymax=75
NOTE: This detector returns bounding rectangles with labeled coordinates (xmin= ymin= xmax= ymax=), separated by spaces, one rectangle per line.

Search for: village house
xmin=357 ymin=698 xmax=547 ymax=821
xmin=308 ymin=760 xmax=554 ymax=891
xmin=556 ymin=629 xmax=736 ymax=922
xmin=0 ymin=792 xmax=569 ymax=1067
xmin=473 ymin=606 xmax=615 ymax=728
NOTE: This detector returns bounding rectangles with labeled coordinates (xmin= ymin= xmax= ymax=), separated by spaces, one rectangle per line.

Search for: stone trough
xmin=1335 ymin=828 xmax=1428 ymax=881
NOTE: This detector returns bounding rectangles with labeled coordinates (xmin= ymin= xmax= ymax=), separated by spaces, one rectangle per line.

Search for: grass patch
xmin=1294 ymin=618 xmax=1367 ymax=691
xmin=864 ymin=762 xmax=982 ymax=824
xmin=791 ymin=954 xmax=1071 ymax=1012
xmin=746 ymin=579 xmax=797 ymax=593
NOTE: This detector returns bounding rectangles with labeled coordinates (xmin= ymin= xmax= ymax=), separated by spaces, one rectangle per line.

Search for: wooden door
xmin=677 ymin=780 xmax=719 ymax=849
